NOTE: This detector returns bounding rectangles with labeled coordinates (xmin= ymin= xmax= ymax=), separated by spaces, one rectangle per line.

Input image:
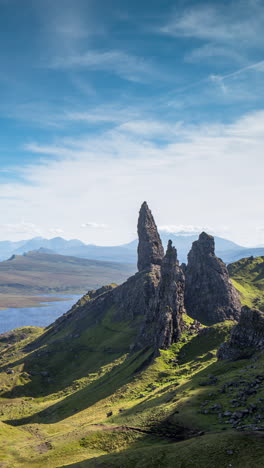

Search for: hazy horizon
xmin=0 ymin=228 xmax=259 ymax=249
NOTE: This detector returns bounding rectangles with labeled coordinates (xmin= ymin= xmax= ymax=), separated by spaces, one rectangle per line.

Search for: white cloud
xmin=81 ymin=222 xmax=108 ymax=229
xmin=159 ymin=225 xmax=213 ymax=235
xmin=119 ymin=120 xmax=184 ymax=138
xmin=160 ymin=3 xmax=264 ymax=43
xmin=48 ymin=50 xmax=159 ymax=83
xmin=1 ymin=109 xmax=264 ymax=246
xmin=160 ymin=2 xmax=264 ymax=67
xmin=185 ymin=44 xmax=244 ymax=64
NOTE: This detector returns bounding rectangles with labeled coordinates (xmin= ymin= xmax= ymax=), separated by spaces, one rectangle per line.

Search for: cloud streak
xmin=160 ymin=1 xmax=264 ymax=69
xmin=48 ymin=50 xmax=160 ymax=83
xmin=81 ymin=222 xmax=108 ymax=229
xmin=160 ymin=2 xmax=264 ymax=43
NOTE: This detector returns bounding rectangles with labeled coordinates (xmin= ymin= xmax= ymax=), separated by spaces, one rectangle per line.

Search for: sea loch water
xmin=0 ymin=295 xmax=81 ymax=334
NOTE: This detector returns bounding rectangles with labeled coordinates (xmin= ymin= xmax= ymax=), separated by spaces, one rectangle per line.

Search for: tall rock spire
xmin=155 ymin=240 xmax=185 ymax=349
xmin=134 ymin=239 xmax=186 ymax=353
xmin=184 ymin=232 xmax=241 ymax=325
xmin=137 ymin=201 xmax=164 ymax=271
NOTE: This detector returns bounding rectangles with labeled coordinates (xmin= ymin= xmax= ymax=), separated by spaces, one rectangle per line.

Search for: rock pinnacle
xmin=137 ymin=201 xmax=164 ymax=271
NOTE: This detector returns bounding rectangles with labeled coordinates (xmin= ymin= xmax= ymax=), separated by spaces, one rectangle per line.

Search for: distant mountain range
xmin=0 ymin=233 xmax=263 ymax=264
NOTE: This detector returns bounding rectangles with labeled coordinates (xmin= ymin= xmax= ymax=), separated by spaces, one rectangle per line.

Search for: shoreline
xmin=0 ymin=293 xmax=84 ymax=311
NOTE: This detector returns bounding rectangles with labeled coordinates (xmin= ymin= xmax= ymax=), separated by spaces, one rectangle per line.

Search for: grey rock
xmin=184 ymin=232 xmax=241 ymax=325
xmin=137 ymin=201 xmax=164 ymax=272
xmin=218 ymin=307 xmax=264 ymax=360
xmin=152 ymin=240 xmax=185 ymax=350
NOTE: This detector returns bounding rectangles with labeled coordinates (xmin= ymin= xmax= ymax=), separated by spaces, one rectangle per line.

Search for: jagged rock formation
xmin=157 ymin=240 xmax=185 ymax=347
xmin=184 ymin=232 xmax=241 ymax=325
xmin=137 ymin=201 xmax=164 ymax=271
xmin=44 ymin=203 xmax=185 ymax=355
xmin=218 ymin=306 xmax=264 ymax=360
xmin=131 ymin=240 xmax=186 ymax=352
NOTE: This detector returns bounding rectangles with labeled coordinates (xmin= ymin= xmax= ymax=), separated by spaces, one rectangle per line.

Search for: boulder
xmin=218 ymin=306 xmax=264 ymax=360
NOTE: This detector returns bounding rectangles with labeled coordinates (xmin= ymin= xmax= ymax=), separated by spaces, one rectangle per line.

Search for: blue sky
xmin=0 ymin=0 xmax=263 ymax=246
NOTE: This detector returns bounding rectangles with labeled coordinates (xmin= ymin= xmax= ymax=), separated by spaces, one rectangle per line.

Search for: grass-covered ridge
xmin=228 ymin=256 xmax=264 ymax=310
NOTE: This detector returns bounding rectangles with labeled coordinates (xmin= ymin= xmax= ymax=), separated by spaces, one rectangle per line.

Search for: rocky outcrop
xmin=137 ymin=201 xmax=164 ymax=271
xmin=218 ymin=306 xmax=264 ymax=360
xmin=154 ymin=240 xmax=185 ymax=349
xmin=134 ymin=240 xmax=186 ymax=351
xmin=45 ymin=203 xmax=186 ymax=355
xmin=184 ymin=232 xmax=241 ymax=325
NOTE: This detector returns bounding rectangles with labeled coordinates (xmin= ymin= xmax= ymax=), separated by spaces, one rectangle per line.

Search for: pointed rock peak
xmin=185 ymin=232 xmax=241 ymax=325
xmin=166 ymin=239 xmax=173 ymax=253
xmin=137 ymin=202 xmax=164 ymax=271
xmin=195 ymin=231 xmax=215 ymax=255
xmin=164 ymin=240 xmax=177 ymax=262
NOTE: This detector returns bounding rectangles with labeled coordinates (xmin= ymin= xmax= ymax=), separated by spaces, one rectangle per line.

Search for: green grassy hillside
xmin=1 ymin=308 xmax=264 ymax=468
xmin=2 ymin=257 xmax=264 ymax=467
xmin=0 ymin=251 xmax=135 ymax=308
xmin=228 ymin=256 xmax=264 ymax=310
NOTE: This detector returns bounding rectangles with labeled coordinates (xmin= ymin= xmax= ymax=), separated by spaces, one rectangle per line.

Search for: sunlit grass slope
xmin=229 ymin=256 xmax=264 ymax=310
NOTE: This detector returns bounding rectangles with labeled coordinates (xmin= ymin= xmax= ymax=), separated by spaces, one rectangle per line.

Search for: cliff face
xmin=184 ymin=232 xmax=241 ymax=325
xmin=135 ymin=240 xmax=186 ymax=352
xmin=218 ymin=306 xmax=264 ymax=360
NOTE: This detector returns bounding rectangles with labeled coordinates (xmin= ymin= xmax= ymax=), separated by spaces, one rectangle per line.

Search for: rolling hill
xmin=0 ymin=251 xmax=135 ymax=296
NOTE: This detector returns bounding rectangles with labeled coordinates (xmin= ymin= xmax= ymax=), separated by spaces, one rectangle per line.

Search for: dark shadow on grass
xmin=0 ymin=301 xmax=139 ymax=399
xmin=4 ymin=347 xmax=154 ymax=426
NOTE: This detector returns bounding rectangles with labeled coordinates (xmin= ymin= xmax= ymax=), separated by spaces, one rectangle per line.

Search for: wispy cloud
xmin=160 ymin=3 xmax=264 ymax=43
xmin=159 ymin=224 xmax=213 ymax=235
xmin=160 ymin=1 xmax=264 ymax=67
xmin=158 ymin=224 xmax=230 ymax=237
xmin=81 ymin=222 xmax=108 ymax=229
xmin=184 ymin=44 xmax=244 ymax=64
xmin=210 ymin=60 xmax=264 ymax=82
xmin=5 ymin=102 xmax=141 ymax=129
xmin=48 ymin=50 xmax=160 ymax=83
